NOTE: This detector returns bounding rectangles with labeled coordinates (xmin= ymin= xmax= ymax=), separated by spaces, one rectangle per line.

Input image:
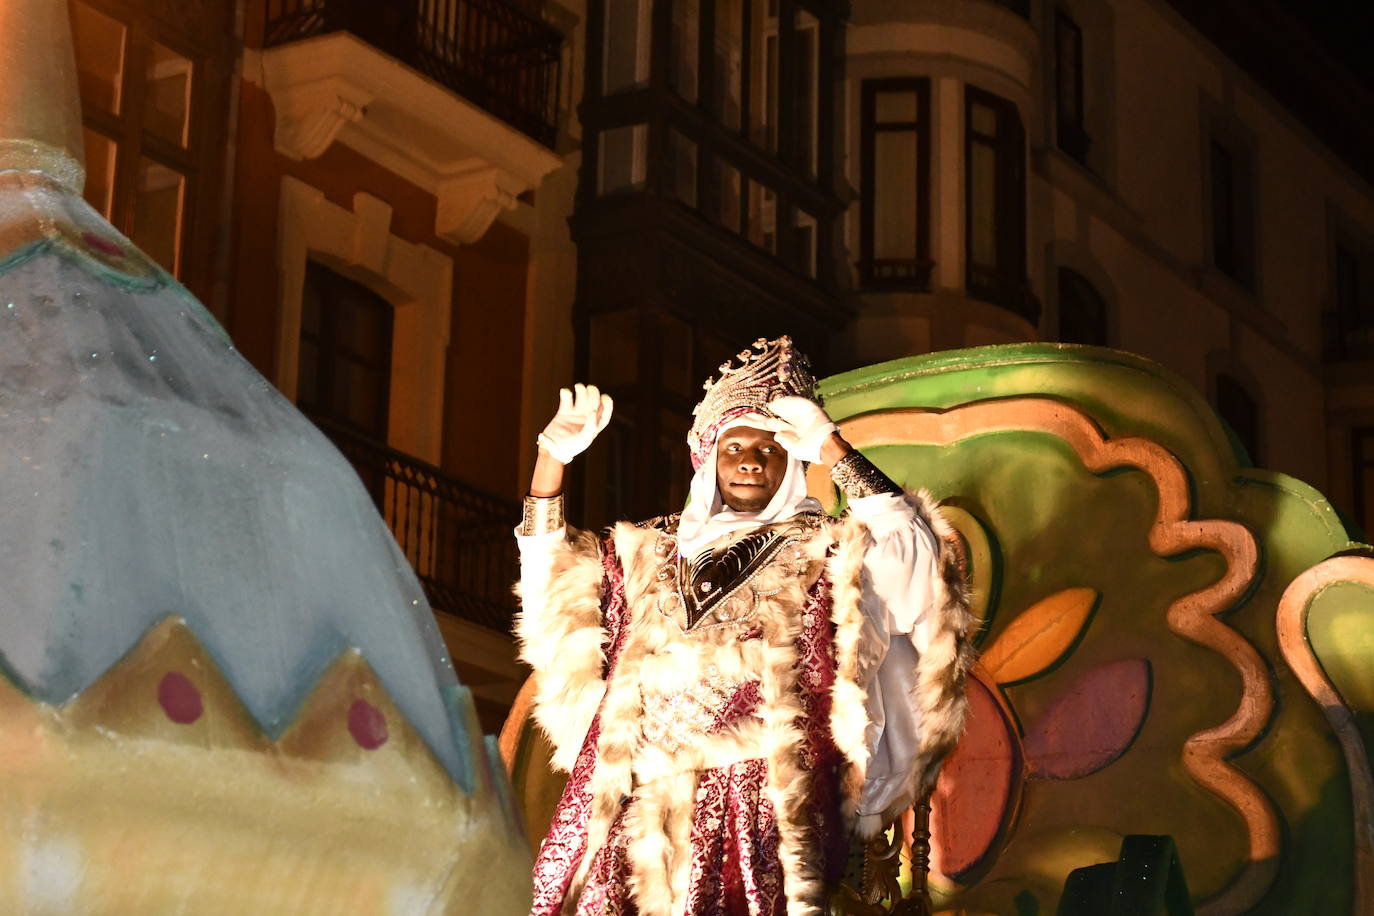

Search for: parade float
xmin=0 ymin=1 xmax=531 ymax=911
xmin=505 ymin=343 xmax=1374 ymax=915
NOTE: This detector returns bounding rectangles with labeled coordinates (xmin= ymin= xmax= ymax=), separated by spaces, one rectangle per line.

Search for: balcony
xmin=252 ymin=0 xmax=565 ymax=245
xmin=318 ymin=419 xmax=520 ymax=633
xmin=264 ymin=0 xmax=562 ymax=147
xmin=859 ymin=258 xmax=935 ymax=291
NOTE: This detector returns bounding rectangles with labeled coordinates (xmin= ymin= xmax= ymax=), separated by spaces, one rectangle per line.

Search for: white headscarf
xmin=675 ymin=412 xmax=822 ymax=558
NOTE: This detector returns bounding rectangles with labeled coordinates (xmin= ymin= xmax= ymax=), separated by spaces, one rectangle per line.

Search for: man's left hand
xmin=767 ymin=396 xmax=841 ymax=464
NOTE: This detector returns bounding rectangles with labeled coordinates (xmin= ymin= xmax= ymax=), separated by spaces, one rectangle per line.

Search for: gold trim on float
xmin=0 ymin=617 xmax=531 ymax=914
xmin=1276 ymin=556 xmax=1374 ymax=916
xmin=814 ymin=399 xmax=1273 ymax=915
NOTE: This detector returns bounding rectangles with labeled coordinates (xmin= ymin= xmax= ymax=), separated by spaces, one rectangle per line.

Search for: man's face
xmin=714 ymin=425 xmax=789 ymax=512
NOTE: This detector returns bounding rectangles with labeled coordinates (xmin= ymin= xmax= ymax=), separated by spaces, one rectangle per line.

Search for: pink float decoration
xmin=157 ymin=671 xmax=203 ymax=724
xmin=1023 ymin=658 xmax=1152 ymax=780
xmin=348 ymin=699 xmax=389 ymax=750
xmin=930 ymin=675 xmax=1020 ymax=880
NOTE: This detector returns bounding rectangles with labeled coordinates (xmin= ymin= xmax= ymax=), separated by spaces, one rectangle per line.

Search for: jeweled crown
xmin=687 ymin=335 xmax=819 ymax=470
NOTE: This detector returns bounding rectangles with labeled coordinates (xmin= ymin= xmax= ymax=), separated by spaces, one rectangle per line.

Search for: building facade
xmin=63 ymin=0 xmax=1374 ymax=732
xmin=836 ymin=0 xmax=1374 ymax=532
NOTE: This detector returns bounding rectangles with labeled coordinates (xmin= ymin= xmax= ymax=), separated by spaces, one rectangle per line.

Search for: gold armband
xmin=830 ymin=452 xmax=902 ymax=499
xmin=519 ymin=494 xmax=565 ymax=537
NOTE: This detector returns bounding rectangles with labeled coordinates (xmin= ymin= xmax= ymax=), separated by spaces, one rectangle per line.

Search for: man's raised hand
xmin=537 ymin=383 xmax=614 ymax=465
xmin=766 ymin=395 xmax=840 ymax=464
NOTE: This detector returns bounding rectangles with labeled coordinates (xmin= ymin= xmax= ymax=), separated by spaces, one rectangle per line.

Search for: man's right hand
xmin=537 ymin=383 xmax=613 ymax=465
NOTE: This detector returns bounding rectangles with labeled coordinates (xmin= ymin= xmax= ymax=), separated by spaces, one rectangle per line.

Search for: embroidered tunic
xmin=515 ymin=493 xmax=971 ymax=916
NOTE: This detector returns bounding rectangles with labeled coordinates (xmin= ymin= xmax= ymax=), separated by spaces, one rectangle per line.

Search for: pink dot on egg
xmin=348 ymin=699 xmax=388 ymax=750
xmin=158 ymin=672 xmax=203 ymax=724
xmin=81 ymin=232 xmax=123 ymax=257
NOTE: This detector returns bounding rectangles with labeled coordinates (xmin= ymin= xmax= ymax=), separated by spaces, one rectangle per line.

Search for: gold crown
xmin=687 ymin=335 xmax=819 ymax=469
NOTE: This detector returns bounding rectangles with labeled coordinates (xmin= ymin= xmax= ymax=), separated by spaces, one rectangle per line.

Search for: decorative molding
xmin=276 ymin=91 xmax=369 ymax=161
xmin=247 ymin=35 xmax=563 ymax=245
xmin=276 ymin=176 xmax=453 ymax=463
xmin=436 ymin=165 xmax=525 ymax=245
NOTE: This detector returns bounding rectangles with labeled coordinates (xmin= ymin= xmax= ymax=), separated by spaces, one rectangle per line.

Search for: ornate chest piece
xmin=651 ymin=515 xmax=820 ymax=633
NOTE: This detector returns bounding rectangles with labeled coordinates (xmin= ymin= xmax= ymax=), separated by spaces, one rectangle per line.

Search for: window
xmin=752 ymin=0 xmax=780 ymax=153
xmin=666 ymin=130 xmax=699 ymax=207
xmin=1208 ymin=136 xmax=1256 ymax=289
xmin=1355 ymin=428 xmax=1374 ymax=535
xmin=860 ymin=78 xmax=932 ymax=289
xmin=714 ymin=158 xmax=743 ymax=232
xmin=671 ymin=0 xmax=700 ymax=102
xmin=70 ymin=0 xmax=229 ymax=293
xmin=598 ymin=123 xmax=649 ymax=194
xmin=583 ymin=0 xmax=839 ymax=289
xmin=794 ymin=209 xmax=817 ymax=279
xmin=1325 ymin=231 xmax=1374 ymax=361
xmin=792 ymin=9 xmax=819 ymax=177
xmin=711 ymin=0 xmax=746 ymax=131
xmin=1056 ymin=268 xmax=1108 ymax=345
xmin=1214 ymin=374 xmax=1260 ymax=466
xmin=602 ymin=0 xmax=653 ymax=94
xmin=1054 ymin=9 xmax=1090 ymax=163
xmin=965 ymin=87 xmax=1028 ymax=313
xmin=297 ymin=262 xmax=394 ymax=442
xmin=747 ymin=180 xmax=777 ymax=253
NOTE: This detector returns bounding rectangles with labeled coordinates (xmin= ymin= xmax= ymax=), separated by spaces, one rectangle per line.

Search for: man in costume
xmin=515 ymin=336 xmax=973 ymax=915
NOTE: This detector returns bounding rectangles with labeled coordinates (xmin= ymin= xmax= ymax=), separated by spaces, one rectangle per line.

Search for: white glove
xmin=538 ymin=383 xmax=613 ymax=464
xmin=766 ymin=395 xmax=838 ymax=464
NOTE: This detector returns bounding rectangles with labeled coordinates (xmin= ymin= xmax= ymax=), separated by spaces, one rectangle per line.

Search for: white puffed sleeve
xmin=514 ymin=526 xmax=568 ymax=621
xmin=843 ymin=492 xmax=969 ymax=837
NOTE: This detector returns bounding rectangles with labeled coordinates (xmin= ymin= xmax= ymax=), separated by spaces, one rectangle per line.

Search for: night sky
xmin=1275 ymin=0 xmax=1374 ymax=88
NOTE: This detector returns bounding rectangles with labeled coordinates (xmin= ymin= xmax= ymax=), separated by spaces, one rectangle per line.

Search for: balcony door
xmin=297 ymin=261 xmax=394 ymax=445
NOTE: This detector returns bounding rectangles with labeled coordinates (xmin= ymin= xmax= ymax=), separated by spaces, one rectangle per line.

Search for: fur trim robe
xmin=515 ymin=495 xmax=972 ymax=916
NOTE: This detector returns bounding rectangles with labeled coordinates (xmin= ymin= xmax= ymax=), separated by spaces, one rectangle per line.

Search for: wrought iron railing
xmin=318 ymin=419 xmax=520 ymax=633
xmin=859 ymin=258 xmax=935 ymax=291
xmin=263 ymin=0 xmax=563 ymax=147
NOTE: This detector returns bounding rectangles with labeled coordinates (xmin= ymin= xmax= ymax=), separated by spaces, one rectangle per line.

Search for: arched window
xmin=1214 ymin=374 xmax=1261 ymax=465
xmin=1057 ymin=267 xmax=1108 ymax=345
xmin=297 ymin=261 xmax=394 ymax=443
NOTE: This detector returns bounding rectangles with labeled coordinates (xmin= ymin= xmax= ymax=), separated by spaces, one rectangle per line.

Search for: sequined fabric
xmin=640 ymin=666 xmax=757 ymax=753
xmin=651 ymin=517 xmax=820 ymax=635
